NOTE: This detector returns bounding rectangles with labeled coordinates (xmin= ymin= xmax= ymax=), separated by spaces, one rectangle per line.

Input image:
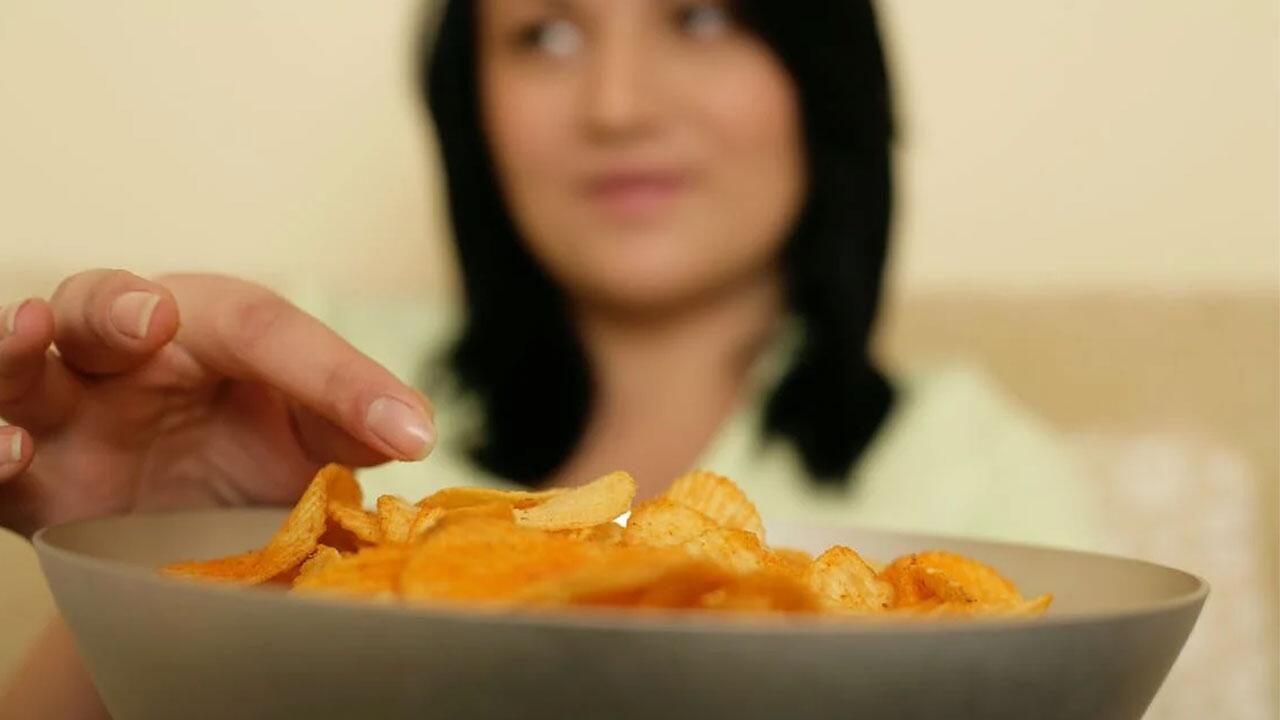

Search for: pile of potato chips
xmin=164 ymin=465 xmax=1051 ymax=617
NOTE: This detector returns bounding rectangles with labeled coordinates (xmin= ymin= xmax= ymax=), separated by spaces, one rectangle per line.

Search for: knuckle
xmin=321 ymin=355 xmax=369 ymax=419
xmin=219 ymin=291 xmax=290 ymax=359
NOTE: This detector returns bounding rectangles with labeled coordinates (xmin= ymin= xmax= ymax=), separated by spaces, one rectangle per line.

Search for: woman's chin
xmin=569 ymin=267 xmax=763 ymax=321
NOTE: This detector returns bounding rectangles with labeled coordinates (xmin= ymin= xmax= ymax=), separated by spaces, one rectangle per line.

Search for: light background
xmin=0 ymin=1 xmax=1274 ymax=298
xmin=1 ymin=1 xmax=1276 ymax=717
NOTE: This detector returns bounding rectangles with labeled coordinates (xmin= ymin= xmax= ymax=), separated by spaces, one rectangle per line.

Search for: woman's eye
xmin=677 ymin=3 xmax=733 ymax=39
xmin=517 ymin=18 xmax=583 ymax=58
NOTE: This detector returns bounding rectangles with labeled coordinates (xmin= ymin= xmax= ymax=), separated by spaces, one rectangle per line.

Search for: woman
xmin=0 ymin=0 xmax=1095 ymax=714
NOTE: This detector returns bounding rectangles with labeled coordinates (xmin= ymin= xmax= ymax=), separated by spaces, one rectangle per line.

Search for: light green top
xmin=303 ymin=293 xmax=1099 ymax=552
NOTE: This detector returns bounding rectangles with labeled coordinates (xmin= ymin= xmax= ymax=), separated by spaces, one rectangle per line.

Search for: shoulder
xmin=844 ymin=364 xmax=1102 ymax=550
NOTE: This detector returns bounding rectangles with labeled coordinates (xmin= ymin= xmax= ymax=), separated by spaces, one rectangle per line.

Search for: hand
xmin=0 ymin=270 xmax=435 ymax=538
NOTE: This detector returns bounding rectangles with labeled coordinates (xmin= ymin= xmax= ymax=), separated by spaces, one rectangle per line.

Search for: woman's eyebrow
xmin=522 ymin=0 xmax=578 ymax=14
xmin=496 ymin=0 xmax=580 ymax=24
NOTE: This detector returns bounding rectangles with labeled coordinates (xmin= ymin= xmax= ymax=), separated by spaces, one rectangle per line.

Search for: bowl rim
xmin=33 ymin=507 xmax=1210 ymax=637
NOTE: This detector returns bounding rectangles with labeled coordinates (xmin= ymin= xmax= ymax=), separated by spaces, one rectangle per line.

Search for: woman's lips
xmin=584 ymin=169 xmax=689 ymax=220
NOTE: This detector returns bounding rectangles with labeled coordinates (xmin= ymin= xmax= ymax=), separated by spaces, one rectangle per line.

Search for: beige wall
xmin=1 ymin=0 xmax=1277 ymax=710
xmin=0 ymin=1 xmax=1276 ymax=299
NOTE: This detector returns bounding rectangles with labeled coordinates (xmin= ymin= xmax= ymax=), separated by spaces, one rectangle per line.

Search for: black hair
xmin=423 ymin=0 xmax=895 ymax=485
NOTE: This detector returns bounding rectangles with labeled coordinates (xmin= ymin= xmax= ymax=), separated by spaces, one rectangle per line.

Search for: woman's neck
xmin=552 ymin=271 xmax=785 ymax=495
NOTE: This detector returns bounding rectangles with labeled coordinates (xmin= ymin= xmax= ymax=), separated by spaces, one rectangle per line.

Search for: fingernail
xmin=364 ymin=396 xmax=434 ymax=460
xmin=4 ymin=432 xmax=21 ymax=465
xmin=110 ymin=292 xmax=161 ymax=340
xmin=0 ymin=301 xmax=27 ymax=339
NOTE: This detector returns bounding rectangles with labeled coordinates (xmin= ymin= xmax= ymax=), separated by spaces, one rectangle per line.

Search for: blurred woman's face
xmin=479 ymin=0 xmax=805 ymax=315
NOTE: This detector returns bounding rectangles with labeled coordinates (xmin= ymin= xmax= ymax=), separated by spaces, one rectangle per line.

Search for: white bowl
xmin=35 ymin=508 xmax=1206 ymax=720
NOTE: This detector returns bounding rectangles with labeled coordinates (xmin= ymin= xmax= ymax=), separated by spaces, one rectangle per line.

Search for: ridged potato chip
xmin=680 ymin=527 xmax=778 ymax=576
xmin=696 ymin=571 xmax=822 ymax=613
xmin=514 ymin=471 xmax=636 ymax=530
xmin=163 ymin=550 xmax=263 ymax=584
xmin=880 ymin=555 xmax=931 ymax=607
xmin=240 ymin=468 xmax=332 ymax=582
xmin=419 ymin=486 xmax=566 ymax=511
xmin=320 ymin=464 xmax=363 ymax=509
xmin=553 ymin=522 xmax=625 ymax=545
xmin=804 ymin=546 xmax=894 ymax=612
xmin=409 ymin=505 xmax=446 ymax=541
xmin=443 ymin=502 xmax=515 ymax=524
xmin=165 ymin=465 xmax=332 ymax=584
xmin=664 ymin=470 xmax=765 ymax=540
xmin=402 ymin=518 xmax=603 ymax=603
xmin=773 ymin=548 xmax=813 ymax=575
xmin=320 ymin=464 xmax=380 ymax=544
xmin=164 ymin=464 xmax=1050 ymax=621
xmin=552 ymin=560 xmax=819 ymax=614
xmin=376 ymin=495 xmax=418 ymax=545
xmin=297 ymin=545 xmax=343 ymax=579
xmin=912 ymin=551 xmax=1021 ymax=603
xmin=881 ymin=551 xmax=1050 ymax=616
xmin=623 ymin=498 xmax=718 ymax=547
xmin=326 ymin=504 xmax=380 ymax=544
xmin=517 ymin=547 xmax=705 ymax=606
xmin=294 ymin=545 xmax=409 ymax=598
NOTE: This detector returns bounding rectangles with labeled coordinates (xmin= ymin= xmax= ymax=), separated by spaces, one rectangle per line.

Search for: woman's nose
xmin=581 ymin=31 xmax=657 ymax=142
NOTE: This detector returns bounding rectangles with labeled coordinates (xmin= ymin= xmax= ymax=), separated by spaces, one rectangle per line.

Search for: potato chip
xmin=163 ymin=550 xmax=263 ymax=584
xmin=1008 ymin=594 xmax=1054 ymax=616
xmin=517 ymin=547 xmax=705 ymax=606
xmin=880 ymin=551 xmax=1050 ymax=617
xmin=804 ymin=546 xmax=894 ymax=612
xmin=293 ymin=545 xmax=409 ymax=598
xmin=419 ymin=486 xmax=565 ymax=511
xmin=376 ymin=495 xmax=419 ymax=545
xmin=553 ymin=522 xmax=625 ymax=545
xmin=402 ymin=518 xmax=603 ymax=603
xmin=549 ymin=559 xmax=819 ymax=614
xmin=880 ymin=555 xmax=932 ymax=608
xmin=442 ymin=501 xmax=515 ymax=524
xmin=680 ymin=527 xmax=780 ymax=576
xmin=165 ymin=463 xmax=1052 ymax=621
xmin=909 ymin=551 xmax=1022 ymax=604
xmin=297 ymin=545 xmax=343 ymax=579
xmin=409 ymin=505 xmax=446 ymax=541
xmin=664 ymin=470 xmax=765 ymax=540
xmin=326 ymin=503 xmax=381 ymax=545
xmin=772 ymin=548 xmax=813 ymax=574
xmin=323 ymin=464 xmax=380 ymax=544
xmin=249 ymin=469 xmax=334 ymax=581
xmin=915 ymin=566 xmax=975 ymax=604
xmin=623 ymin=498 xmax=719 ymax=547
xmin=513 ymin=471 xmax=636 ymax=531
xmin=319 ymin=463 xmax=363 ymax=509
xmin=891 ymin=593 xmax=1053 ymax=618
xmin=315 ymin=523 xmax=363 ymax=554
xmin=165 ymin=467 xmax=331 ymax=584
xmin=696 ymin=571 xmax=822 ymax=613
xmin=573 ymin=562 xmax=729 ymax=609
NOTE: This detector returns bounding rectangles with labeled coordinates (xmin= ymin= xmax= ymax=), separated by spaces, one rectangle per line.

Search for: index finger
xmin=162 ymin=274 xmax=435 ymax=462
